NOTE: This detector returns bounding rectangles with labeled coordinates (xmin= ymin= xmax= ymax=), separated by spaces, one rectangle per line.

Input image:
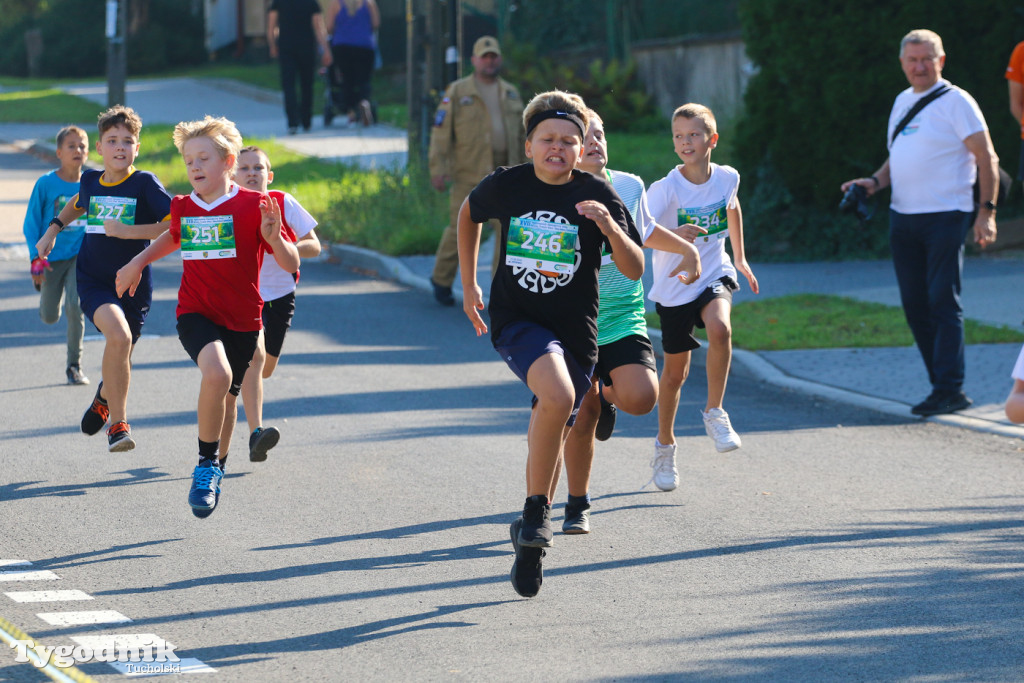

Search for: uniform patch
xmin=433 ymin=109 xmax=447 ymax=127
xmin=459 ymin=96 xmax=474 ymax=106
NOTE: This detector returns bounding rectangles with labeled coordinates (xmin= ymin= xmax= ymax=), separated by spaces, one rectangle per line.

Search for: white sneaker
xmin=651 ymin=440 xmax=679 ymax=491
xmin=702 ymin=408 xmax=741 ymax=452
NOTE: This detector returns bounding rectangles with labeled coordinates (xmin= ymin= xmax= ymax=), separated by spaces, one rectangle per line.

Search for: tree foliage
xmin=735 ymin=0 xmax=1024 ymax=259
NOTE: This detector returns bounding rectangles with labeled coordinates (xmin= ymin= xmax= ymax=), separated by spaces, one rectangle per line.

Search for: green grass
xmin=645 ymin=294 xmax=1024 ymax=350
xmin=0 ymin=89 xmax=104 ymax=123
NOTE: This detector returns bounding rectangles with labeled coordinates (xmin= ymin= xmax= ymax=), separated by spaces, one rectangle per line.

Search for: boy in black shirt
xmin=457 ymin=90 xmax=644 ymax=598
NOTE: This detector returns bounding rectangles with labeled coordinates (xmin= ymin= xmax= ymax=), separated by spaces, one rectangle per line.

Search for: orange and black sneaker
xmin=107 ymin=421 xmax=135 ymax=452
xmin=81 ymin=381 xmax=109 ymax=435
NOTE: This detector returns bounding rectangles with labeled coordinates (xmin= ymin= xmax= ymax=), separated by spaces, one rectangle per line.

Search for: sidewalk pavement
xmin=2 ymin=76 xmax=1023 ymax=439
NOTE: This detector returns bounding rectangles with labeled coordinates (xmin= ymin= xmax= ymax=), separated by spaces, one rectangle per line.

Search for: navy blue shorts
xmin=493 ymin=320 xmax=595 ymax=427
xmin=77 ymin=270 xmax=151 ymax=344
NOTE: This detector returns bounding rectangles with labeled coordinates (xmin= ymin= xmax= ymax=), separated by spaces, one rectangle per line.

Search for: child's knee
xmin=617 ymin=384 xmax=658 ymax=416
xmin=705 ymin=319 xmax=733 ymax=346
xmin=535 ymin=385 xmax=575 ymax=419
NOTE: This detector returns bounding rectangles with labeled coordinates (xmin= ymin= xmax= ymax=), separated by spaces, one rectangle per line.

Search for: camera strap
xmin=890 ymin=85 xmax=951 ymax=145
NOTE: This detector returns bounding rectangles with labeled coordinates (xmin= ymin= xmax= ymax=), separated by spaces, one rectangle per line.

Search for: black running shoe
xmin=431 ymin=279 xmax=455 ymax=307
xmin=595 ymin=394 xmax=616 ymax=442
xmin=510 ymin=517 xmax=544 ymax=598
xmin=249 ymin=426 xmax=280 ymax=462
xmin=518 ymin=495 xmax=553 ymax=548
xmin=562 ymin=500 xmax=591 ymax=534
xmin=81 ymin=382 xmax=108 ymax=435
xmin=913 ymin=390 xmax=972 ymax=417
xmin=106 ymin=421 xmax=135 ymax=452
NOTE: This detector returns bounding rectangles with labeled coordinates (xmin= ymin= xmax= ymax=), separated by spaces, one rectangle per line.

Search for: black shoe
xmin=518 ymin=495 xmax=553 ymax=548
xmin=510 ymin=517 xmax=544 ymax=598
xmin=287 ymin=126 xmax=298 ymax=135
xmin=431 ymin=279 xmax=455 ymax=307
xmin=249 ymin=426 xmax=280 ymax=462
xmin=66 ymin=365 xmax=90 ymax=385
xmin=913 ymin=390 xmax=972 ymax=417
xmin=562 ymin=500 xmax=591 ymax=534
xmin=81 ymin=382 xmax=108 ymax=435
xmin=595 ymin=392 xmax=616 ymax=442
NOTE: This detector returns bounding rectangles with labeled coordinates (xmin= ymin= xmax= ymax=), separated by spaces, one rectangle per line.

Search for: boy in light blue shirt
xmin=23 ymin=125 xmax=90 ymax=385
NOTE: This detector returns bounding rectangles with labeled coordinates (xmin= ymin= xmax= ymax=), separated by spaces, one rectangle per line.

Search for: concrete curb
xmin=327 ymin=242 xmax=1024 ymax=440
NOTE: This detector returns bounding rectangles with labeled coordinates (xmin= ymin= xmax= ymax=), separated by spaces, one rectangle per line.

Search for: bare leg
xmin=239 ymin=330 xmax=266 ymax=432
xmin=702 ymin=298 xmax=733 ymax=411
xmin=602 ymin=364 xmax=658 ymax=416
xmin=91 ymin=303 xmax=133 ymax=424
xmin=657 ymin=351 xmax=691 ymax=446
xmin=562 ymin=379 xmax=600 ymax=498
xmin=524 ymin=353 xmax=576 ymax=498
xmin=195 ymin=342 xmax=232 ymax=443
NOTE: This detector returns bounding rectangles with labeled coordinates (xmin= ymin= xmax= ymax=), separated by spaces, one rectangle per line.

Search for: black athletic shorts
xmin=596 ymin=333 xmax=657 ymax=387
xmin=262 ymin=291 xmax=297 ymax=358
xmin=656 ymin=276 xmax=739 ymax=355
xmin=176 ymin=313 xmax=259 ymax=396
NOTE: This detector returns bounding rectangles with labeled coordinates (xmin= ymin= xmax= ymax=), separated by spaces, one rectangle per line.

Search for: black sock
xmin=568 ymin=493 xmax=590 ymax=508
xmin=198 ymin=439 xmax=219 ymax=462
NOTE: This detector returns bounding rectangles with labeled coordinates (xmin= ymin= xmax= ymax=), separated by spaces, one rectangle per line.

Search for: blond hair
xmin=672 ymin=103 xmax=717 ymax=137
xmin=522 ymin=90 xmax=589 ymax=139
xmin=172 ymin=116 xmax=244 ymax=171
xmin=56 ymin=125 xmax=88 ymax=147
xmin=900 ymin=29 xmax=944 ymax=58
xmin=97 ymin=105 xmax=142 ymax=137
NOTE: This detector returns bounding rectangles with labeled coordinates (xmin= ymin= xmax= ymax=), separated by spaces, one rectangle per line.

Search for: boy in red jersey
xmin=116 ymin=116 xmax=299 ymax=518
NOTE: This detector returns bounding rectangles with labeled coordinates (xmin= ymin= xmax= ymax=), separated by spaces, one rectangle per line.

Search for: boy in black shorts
xmin=457 ymin=90 xmax=645 ymax=597
xmin=116 ymin=116 xmax=299 ymax=518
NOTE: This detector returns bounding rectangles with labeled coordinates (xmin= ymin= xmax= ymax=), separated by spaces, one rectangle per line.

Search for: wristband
xmin=869 ymin=175 xmax=880 ymax=188
xmin=31 ymin=258 xmax=47 ymax=276
xmin=48 ymin=216 xmax=65 ymax=232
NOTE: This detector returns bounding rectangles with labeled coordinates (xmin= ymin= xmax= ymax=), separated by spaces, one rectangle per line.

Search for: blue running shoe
xmin=189 ymin=458 xmax=223 ymax=519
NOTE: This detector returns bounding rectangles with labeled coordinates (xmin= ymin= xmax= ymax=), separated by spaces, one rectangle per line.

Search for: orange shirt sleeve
xmin=1007 ymin=42 xmax=1024 ymax=83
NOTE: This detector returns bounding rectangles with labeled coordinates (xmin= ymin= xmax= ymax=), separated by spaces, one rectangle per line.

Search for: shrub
xmin=735 ymin=0 xmax=1022 ymax=260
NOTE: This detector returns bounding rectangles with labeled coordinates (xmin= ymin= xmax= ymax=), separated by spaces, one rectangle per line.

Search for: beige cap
xmin=473 ymin=36 xmax=501 ymax=57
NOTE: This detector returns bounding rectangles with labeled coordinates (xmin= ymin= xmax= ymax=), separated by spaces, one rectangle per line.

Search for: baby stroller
xmin=322 ymin=63 xmax=377 ymax=127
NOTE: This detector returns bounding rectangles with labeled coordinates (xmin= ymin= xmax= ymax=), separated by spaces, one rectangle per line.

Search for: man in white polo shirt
xmin=841 ymin=28 xmax=999 ymax=417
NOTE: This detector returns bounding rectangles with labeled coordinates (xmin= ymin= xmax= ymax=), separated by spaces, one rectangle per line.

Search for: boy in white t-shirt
xmin=1006 ymin=345 xmax=1024 ymax=423
xmin=646 ymin=103 xmax=758 ymax=490
xmin=234 ymin=146 xmax=321 ymax=462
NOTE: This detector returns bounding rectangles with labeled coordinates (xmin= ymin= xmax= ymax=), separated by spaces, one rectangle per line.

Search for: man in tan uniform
xmin=428 ymin=35 xmax=526 ymax=306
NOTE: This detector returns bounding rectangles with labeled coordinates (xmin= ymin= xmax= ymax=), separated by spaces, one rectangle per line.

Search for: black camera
xmin=839 ymin=183 xmax=874 ymax=222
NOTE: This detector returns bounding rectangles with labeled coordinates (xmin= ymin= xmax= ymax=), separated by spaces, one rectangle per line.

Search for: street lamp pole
xmin=106 ymin=0 xmax=126 ymax=107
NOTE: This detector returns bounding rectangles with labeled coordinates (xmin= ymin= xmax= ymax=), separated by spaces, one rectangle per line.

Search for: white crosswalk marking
xmin=37 ymin=610 xmax=131 ymax=626
xmin=4 ymin=590 xmax=93 ymax=603
xmin=0 ymin=570 xmax=60 ymax=581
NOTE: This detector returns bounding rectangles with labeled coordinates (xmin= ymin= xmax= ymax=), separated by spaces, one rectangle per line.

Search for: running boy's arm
xmin=456 ymin=198 xmax=487 ymax=336
xmin=644 ymin=224 xmax=702 ymax=284
xmin=575 ymin=199 xmax=644 ymax=281
xmin=104 ymin=219 xmax=169 ymax=240
xmin=1006 ymin=379 xmax=1024 ymax=424
xmin=727 ymin=199 xmax=758 ymax=294
xmin=115 ymin=230 xmax=179 ymax=298
xmin=103 ymin=218 xmax=170 ymax=240
xmin=261 ymin=196 xmax=300 ymax=273
xmin=296 ymin=229 xmax=321 ymax=259
xmin=35 ymin=196 xmax=86 ymax=259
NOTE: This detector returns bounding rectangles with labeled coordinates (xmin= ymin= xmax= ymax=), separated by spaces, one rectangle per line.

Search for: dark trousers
xmin=889 ymin=209 xmax=971 ymax=394
xmin=279 ymin=48 xmax=316 ymax=129
xmin=330 ymin=44 xmax=374 ymax=113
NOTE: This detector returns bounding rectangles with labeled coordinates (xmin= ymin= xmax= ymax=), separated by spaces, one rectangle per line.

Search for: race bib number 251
xmin=180 ymin=215 xmax=236 ymax=260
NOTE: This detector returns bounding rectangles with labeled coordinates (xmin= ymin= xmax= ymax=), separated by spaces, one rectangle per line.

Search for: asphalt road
xmin=2 ymin=256 xmax=1024 ymax=681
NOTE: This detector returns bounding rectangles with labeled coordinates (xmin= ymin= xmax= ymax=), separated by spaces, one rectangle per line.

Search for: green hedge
xmin=735 ymin=0 xmax=1023 ymax=260
xmin=0 ymin=0 xmax=206 ymax=79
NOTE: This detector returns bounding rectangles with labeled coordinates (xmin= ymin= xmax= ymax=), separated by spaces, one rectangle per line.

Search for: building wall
xmin=632 ymin=33 xmax=754 ymax=122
